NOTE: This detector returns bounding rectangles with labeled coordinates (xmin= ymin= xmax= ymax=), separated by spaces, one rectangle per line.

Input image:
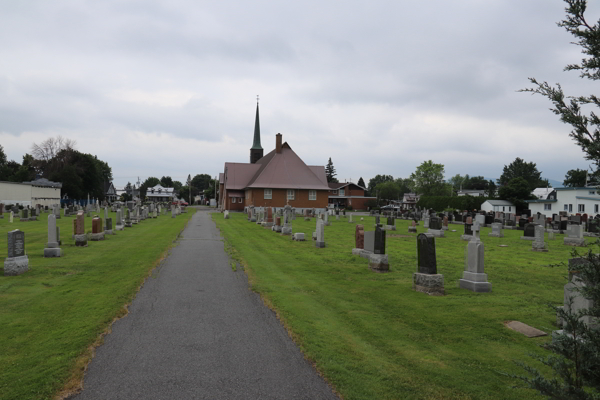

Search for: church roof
xmin=224 ymin=141 xmax=329 ymax=191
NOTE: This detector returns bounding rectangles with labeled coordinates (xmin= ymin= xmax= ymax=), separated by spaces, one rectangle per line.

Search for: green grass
xmin=213 ymin=212 xmax=593 ymax=400
xmin=0 ymin=208 xmax=194 ymax=400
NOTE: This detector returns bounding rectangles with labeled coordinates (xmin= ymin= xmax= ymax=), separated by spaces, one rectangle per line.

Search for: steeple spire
xmin=251 ymin=97 xmax=262 ymax=150
xmin=249 ymin=96 xmax=264 ymax=164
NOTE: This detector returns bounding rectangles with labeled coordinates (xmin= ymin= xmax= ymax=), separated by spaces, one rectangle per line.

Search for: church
xmin=219 ymin=103 xmax=330 ymax=211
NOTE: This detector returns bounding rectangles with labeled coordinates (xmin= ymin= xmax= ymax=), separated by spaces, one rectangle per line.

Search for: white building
xmin=0 ymin=178 xmax=62 ymax=207
xmin=527 ymin=187 xmax=600 ymax=215
xmin=480 ymin=200 xmax=515 ymax=214
xmin=457 ymin=189 xmax=486 ymax=197
xmin=146 ymin=184 xmax=175 ymax=202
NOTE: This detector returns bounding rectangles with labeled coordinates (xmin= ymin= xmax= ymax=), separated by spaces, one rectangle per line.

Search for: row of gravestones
xmin=3 ymin=202 xmax=182 ymax=276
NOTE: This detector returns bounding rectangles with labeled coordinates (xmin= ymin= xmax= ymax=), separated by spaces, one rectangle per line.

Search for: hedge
xmin=416 ymin=196 xmax=490 ymax=212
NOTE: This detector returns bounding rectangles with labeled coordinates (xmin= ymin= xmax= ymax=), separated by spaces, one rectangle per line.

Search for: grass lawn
xmin=213 ymin=212 xmax=594 ymax=400
xmin=0 ymin=208 xmax=194 ymax=400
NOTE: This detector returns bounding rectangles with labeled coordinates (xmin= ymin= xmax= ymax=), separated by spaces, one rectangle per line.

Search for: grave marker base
xmin=413 ymin=273 xmax=445 ymax=296
xmin=43 ymin=248 xmax=62 ymax=257
xmin=368 ymin=254 xmax=389 ymax=272
xmin=564 ymin=238 xmax=586 ymax=246
xmin=4 ymin=255 xmax=29 ymax=275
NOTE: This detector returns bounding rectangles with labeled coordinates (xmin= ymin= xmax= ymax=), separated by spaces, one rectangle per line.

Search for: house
xmin=146 ymin=184 xmax=175 ymax=203
xmin=457 ymin=189 xmax=486 ymax=197
xmin=401 ymin=193 xmax=420 ymax=210
xmin=104 ymin=181 xmax=117 ymax=202
xmin=219 ymin=102 xmax=330 ymax=211
xmin=532 ymin=187 xmax=556 ymax=200
xmin=527 ymin=187 xmax=600 ymax=215
xmin=0 ymin=178 xmax=62 ymax=207
xmin=328 ymin=182 xmax=375 ymax=209
xmin=480 ymin=200 xmax=515 ymax=214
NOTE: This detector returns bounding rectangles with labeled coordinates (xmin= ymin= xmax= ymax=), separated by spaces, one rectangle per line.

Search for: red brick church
xmin=219 ymin=103 xmax=330 ymax=211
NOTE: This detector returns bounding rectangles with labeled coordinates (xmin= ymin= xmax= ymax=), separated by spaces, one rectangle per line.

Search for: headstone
xmin=91 ymin=216 xmax=105 ymax=241
xmin=4 ymin=230 xmax=29 ymax=275
xmin=368 ymin=226 xmax=389 ymax=271
xmin=488 ymin=223 xmax=504 ymax=238
xmin=0 ymin=203 xmax=3 ymax=219
xmin=355 ymin=225 xmax=364 ymax=249
xmin=10 ymin=211 xmax=14 ymax=223
xmin=224 ymin=210 xmax=230 ymax=219
xmin=532 ymin=225 xmax=547 ymax=252
xmin=459 ymin=233 xmax=491 ymax=292
xmin=413 ymin=233 xmax=444 ymax=295
xmin=373 ymin=225 xmax=386 ymax=254
xmin=105 ymin=217 xmax=113 ymax=235
xmin=74 ymin=212 xmax=87 ymax=246
xmin=348 ymin=214 xmax=353 ymax=223
xmin=475 ymin=214 xmax=485 ymax=226
xmin=172 ymin=206 xmax=176 ymax=218
xmin=44 ymin=214 xmax=61 ymax=257
xmin=442 ymin=216 xmax=449 ymax=231
xmin=427 ymin=216 xmax=444 ymax=237
xmin=408 ymin=220 xmax=417 ymax=233
xmin=564 ymin=224 xmax=586 ymax=247
xmin=315 ymin=219 xmax=325 ymax=248
xmin=281 ymin=205 xmax=293 ymax=236
xmin=292 ymin=232 xmax=305 ymax=241
xmin=556 ymin=258 xmax=598 ymax=331
xmin=521 ymin=223 xmax=536 ymax=241
xmin=125 ymin=209 xmax=132 ymax=228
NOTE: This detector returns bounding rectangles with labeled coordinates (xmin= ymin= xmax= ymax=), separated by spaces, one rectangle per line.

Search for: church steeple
xmin=250 ymin=97 xmax=264 ymax=164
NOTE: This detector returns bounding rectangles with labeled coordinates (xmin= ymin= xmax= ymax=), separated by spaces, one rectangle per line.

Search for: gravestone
xmin=315 ymin=219 xmax=326 ymax=248
xmin=368 ymin=226 xmax=389 ymax=271
xmin=442 ymin=216 xmax=449 ymax=231
xmin=264 ymin=207 xmax=274 ymax=228
xmin=273 ymin=216 xmax=282 ymax=233
xmin=224 ymin=210 xmax=230 ymax=219
xmin=521 ymin=224 xmax=536 ymax=241
xmin=4 ymin=230 xmax=29 ymax=275
xmin=348 ymin=214 xmax=353 ymax=223
xmin=532 ymin=225 xmax=547 ymax=252
xmin=281 ymin=205 xmax=293 ymax=236
xmin=385 ymin=216 xmax=396 ymax=231
xmin=105 ymin=217 xmax=113 ymax=235
xmin=564 ymin=224 xmax=585 ymax=246
xmin=171 ymin=206 xmax=176 ymax=218
xmin=555 ymin=258 xmax=598 ymax=331
xmin=408 ymin=220 xmax=417 ymax=233
xmin=125 ymin=209 xmax=132 ymax=228
xmin=475 ymin=214 xmax=486 ymax=227
xmin=427 ymin=216 xmax=444 ymax=238
xmin=459 ymin=231 xmax=491 ymax=292
xmin=292 ymin=233 xmax=305 ymax=241
xmin=488 ymin=223 xmax=504 ymax=238
xmin=355 ymin=224 xmax=365 ymax=249
xmin=413 ymin=233 xmax=444 ymax=295
xmin=91 ymin=216 xmax=105 ymax=241
xmin=44 ymin=214 xmax=61 ymax=257
xmin=9 ymin=211 xmax=13 ymax=223
xmin=74 ymin=212 xmax=87 ymax=246
xmin=0 ymin=203 xmax=3 ymax=219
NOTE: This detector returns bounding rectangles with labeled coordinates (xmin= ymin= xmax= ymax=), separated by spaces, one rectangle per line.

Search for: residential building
xmin=104 ymin=181 xmax=117 ymax=202
xmin=401 ymin=193 xmax=420 ymax=210
xmin=328 ymin=182 xmax=375 ymax=209
xmin=457 ymin=189 xmax=486 ymax=197
xmin=480 ymin=200 xmax=515 ymax=214
xmin=527 ymin=186 xmax=600 ymax=215
xmin=146 ymin=184 xmax=175 ymax=202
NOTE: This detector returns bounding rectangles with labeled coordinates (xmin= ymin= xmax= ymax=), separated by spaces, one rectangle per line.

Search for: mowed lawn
xmin=0 ymin=208 xmax=195 ymax=400
xmin=213 ymin=212 xmax=593 ymax=400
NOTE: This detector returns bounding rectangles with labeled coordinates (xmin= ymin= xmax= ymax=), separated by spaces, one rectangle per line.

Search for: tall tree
xmin=160 ymin=176 xmax=174 ymax=187
xmin=516 ymin=2 xmax=600 ymax=398
xmin=375 ymin=181 xmax=400 ymax=202
xmin=410 ymin=160 xmax=446 ymax=196
xmin=395 ymin=178 xmax=414 ymax=196
xmin=357 ymin=177 xmax=366 ymax=188
xmin=191 ymin=174 xmax=212 ymax=192
xmin=497 ymin=157 xmax=546 ymax=191
xmin=368 ymin=174 xmax=394 ymax=194
xmin=563 ymin=168 xmax=588 ymax=187
xmin=325 ymin=158 xmax=338 ymax=183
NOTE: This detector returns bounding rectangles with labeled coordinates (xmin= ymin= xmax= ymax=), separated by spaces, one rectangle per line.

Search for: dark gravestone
xmin=524 ymin=223 xmax=535 ymax=237
xmin=374 ymin=226 xmax=386 ymax=254
xmin=417 ymin=233 xmax=437 ymax=274
xmin=559 ymin=220 xmax=568 ymax=231
xmin=518 ymin=218 xmax=527 ymax=229
xmin=485 ymin=215 xmax=494 ymax=225
xmin=429 ymin=216 xmax=441 ymax=230
xmin=387 ymin=217 xmax=395 ymax=226
xmin=8 ymin=230 xmax=25 ymax=258
xmin=464 ymin=223 xmax=473 ymax=236
xmin=375 ymin=216 xmax=380 ymax=226
xmin=589 ymin=219 xmax=599 ymax=234
xmin=355 ymin=225 xmax=364 ymax=249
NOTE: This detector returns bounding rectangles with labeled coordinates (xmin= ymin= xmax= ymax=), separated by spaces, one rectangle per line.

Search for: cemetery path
xmin=71 ymin=209 xmax=338 ymax=400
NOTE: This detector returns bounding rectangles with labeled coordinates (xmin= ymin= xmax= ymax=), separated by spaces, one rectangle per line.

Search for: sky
xmin=0 ymin=0 xmax=598 ymax=189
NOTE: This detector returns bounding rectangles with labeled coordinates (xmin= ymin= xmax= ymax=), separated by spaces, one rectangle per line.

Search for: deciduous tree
xmin=563 ymin=168 xmax=588 ymax=187
xmin=410 ymin=161 xmax=446 ymax=196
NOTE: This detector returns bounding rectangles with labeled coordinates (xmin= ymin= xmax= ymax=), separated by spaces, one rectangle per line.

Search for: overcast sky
xmin=1 ymin=0 xmax=598 ymax=188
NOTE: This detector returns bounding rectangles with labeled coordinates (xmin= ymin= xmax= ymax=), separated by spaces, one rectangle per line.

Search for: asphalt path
xmin=71 ymin=209 xmax=338 ymax=400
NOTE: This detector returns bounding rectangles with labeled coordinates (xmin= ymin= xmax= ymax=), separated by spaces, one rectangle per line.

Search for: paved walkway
xmin=72 ymin=209 xmax=338 ymax=400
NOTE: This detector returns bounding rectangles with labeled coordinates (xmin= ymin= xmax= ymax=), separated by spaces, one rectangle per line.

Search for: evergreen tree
xmin=516 ymin=1 xmax=600 ymax=398
xmin=357 ymin=177 xmax=366 ymax=188
xmin=325 ymin=157 xmax=338 ymax=183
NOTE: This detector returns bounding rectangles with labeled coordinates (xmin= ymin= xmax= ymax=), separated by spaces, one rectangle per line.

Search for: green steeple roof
xmin=251 ymin=102 xmax=262 ymax=150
